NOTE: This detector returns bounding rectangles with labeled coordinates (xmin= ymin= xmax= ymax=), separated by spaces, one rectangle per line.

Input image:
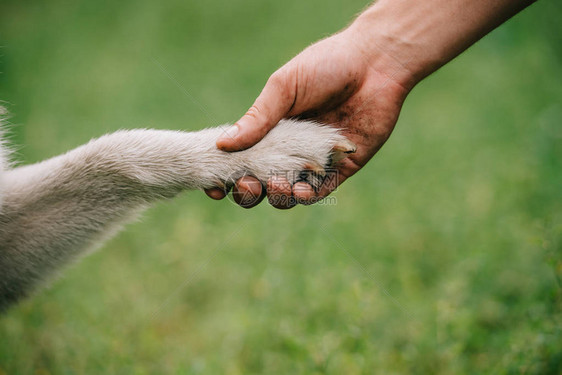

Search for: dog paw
xmin=233 ymin=119 xmax=356 ymax=191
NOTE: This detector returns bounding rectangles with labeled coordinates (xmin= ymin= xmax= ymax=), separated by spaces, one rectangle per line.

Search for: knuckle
xmin=267 ymin=70 xmax=286 ymax=88
xmin=244 ymin=105 xmax=263 ymax=124
xmin=244 ymin=105 xmax=272 ymax=132
xmin=268 ymin=70 xmax=294 ymax=101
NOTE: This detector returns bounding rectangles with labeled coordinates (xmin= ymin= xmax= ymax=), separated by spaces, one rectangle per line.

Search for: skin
xmin=205 ymin=0 xmax=536 ymax=209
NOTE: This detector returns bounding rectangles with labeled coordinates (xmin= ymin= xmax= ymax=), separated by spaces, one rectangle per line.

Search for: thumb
xmin=217 ymin=72 xmax=295 ymax=152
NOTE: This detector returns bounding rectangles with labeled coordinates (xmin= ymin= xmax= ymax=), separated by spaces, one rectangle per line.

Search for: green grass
xmin=1 ymin=0 xmax=561 ymax=373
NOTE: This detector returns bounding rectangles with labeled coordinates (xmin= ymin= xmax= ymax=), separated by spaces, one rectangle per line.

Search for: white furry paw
xmin=224 ymin=119 xmax=356 ymax=191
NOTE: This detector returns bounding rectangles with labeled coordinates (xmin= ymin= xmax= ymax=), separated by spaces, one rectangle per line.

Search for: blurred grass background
xmin=0 ymin=0 xmax=561 ymax=373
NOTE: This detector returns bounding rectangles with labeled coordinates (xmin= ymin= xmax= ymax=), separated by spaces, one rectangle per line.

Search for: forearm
xmin=0 ymin=121 xmax=346 ymax=309
xmin=347 ymin=0 xmax=536 ymax=88
xmin=0 ymin=132 xmax=172 ymax=307
xmin=0 ymin=129 xmax=222 ymax=308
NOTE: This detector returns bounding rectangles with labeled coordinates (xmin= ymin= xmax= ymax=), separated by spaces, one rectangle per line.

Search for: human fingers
xmin=231 ymin=176 xmax=266 ymax=209
xmin=204 ymin=187 xmax=227 ymax=200
xmin=266 ymin=175 xmax=296 ymax=209
xmin=216 ymin=71 xmax=296 ymax=152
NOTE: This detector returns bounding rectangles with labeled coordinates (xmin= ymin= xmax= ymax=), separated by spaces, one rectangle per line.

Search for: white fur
xmin=0 ymin=115 xmax=345 ymax=310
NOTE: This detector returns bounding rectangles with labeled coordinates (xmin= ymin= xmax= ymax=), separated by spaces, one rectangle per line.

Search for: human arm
xmin=206 ymin=0 xmax=536 ymax=208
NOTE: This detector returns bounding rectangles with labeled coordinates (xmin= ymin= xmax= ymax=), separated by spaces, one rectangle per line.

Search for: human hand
xmin=205 ymin=0 xmax=534 ymax=209
xmin=205 ymin=26 xmax=413 ymax=208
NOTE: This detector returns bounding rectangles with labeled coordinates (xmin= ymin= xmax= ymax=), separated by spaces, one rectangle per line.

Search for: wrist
xmin=345 ymin=2 xmax=436 ymax=90
xmin=347 ymin=0 xmax=535 ymax=90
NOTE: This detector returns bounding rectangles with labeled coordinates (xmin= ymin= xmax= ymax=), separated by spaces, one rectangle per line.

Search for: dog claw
xmin=331 ymin=139 xmax=357 ymax=164
xmin=303 ymin=161 xmax=326 ymax=176
xmin=333 ymin=139 xmax=357 ymax=154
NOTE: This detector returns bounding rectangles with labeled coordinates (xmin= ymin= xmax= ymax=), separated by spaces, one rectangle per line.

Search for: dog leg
xmin=0 ymin=119 xmax=354 ymax=310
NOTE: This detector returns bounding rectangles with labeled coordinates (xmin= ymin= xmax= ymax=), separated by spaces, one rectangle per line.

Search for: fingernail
xmin=220 ymin=125 xmax=239 ymax=140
